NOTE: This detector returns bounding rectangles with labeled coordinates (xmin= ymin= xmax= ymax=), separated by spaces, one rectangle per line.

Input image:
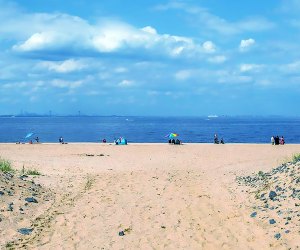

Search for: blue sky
xmin=1 ymin=0 xmax=300 ymax=116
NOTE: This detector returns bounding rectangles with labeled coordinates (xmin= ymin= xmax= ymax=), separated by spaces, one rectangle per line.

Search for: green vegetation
xmin=292 ymin=154 xmax=300 ymax=163
xmin=26 ymin=169 xmax=41 ymax=175
xmin=84 ymin=174 xmax=95 ymax=190
xmin=124 ymin=227 xmax=132 ymax=233
xmin=21 ymin=164 xmax=41 ymax=175
xmin=0 ymin=158 xmax=14 ymax=172
xmin=5 ymin=241 xmax=14 ymax=249
xmin=258 ymin=171 xmax=265 ymax=177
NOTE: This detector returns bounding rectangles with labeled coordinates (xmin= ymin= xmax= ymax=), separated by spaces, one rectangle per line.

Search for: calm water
xmin=0 ymin=116 xmax=299 ymax=143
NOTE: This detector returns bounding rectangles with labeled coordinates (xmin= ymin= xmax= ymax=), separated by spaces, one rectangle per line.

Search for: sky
xmin=1 ymin=0 xmax=300 ymax=116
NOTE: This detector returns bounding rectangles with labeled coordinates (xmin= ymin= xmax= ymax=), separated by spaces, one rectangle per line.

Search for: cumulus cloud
xmin=202 ymin=41 xmax=216 ymax=53
xmin=38 ymin=59 xmax=86 ymax=73
xmin=240 ymin=64 xmax=263 ymax=72
xmin=9 ymin=11 xmax=213 ymax=61
xmin=14 ymin=32 xmax=56 ymax=51
xmin=239 ymin=38 xmax=255 ymax=51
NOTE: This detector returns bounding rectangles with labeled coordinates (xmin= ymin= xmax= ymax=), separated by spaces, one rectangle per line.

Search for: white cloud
xmin=175 ymin=70 xmax=193 ymax=81
xmin=208 ymin=55 xmax=227 ymax=64
xmin=85 ymin=90 xmax=107 ymax=96
xmin=8 ymin=10 xmax=215 ymax=60
xmin=39 ymin=59 xmax=86 ymax=73
xmin=282 ymin=61 xmax=300 ymax=73
xmin=279 ymin=0 xmax=300 ymax=14
xmin=118 ymin=79 xmax=134 ymax=87
xmin=13 ymin=32 xmax=64 ymax=51
xmin=141 ymin=26 xmax=157 ymax=35
xmin=172 ymin=46 xmax=185 ymax=56
xmin=202 ymin=41 xmax=216 ymax=53
xmin=114 ymin=67 xmax=128 ymax=73
xmin=155 ymin=3 xmax=274 ymax=35
xmin=239 ymin=38 xmax=255 ymax=51
xmin=51 ymin=79 xmax=83 ymax=88
xmin=217 ymin=70 xmax=253 ymax=84
xmin=240 ymin=64 xmax=263 ymax=72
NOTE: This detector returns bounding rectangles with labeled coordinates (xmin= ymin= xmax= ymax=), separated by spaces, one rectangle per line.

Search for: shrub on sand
xmin=0 ymin=158 xmax=13 ymax=172
xmin=292 ymin=154 xmax=300 ymax=164
xmin=26 ymin=169 xmax=41 ymax=175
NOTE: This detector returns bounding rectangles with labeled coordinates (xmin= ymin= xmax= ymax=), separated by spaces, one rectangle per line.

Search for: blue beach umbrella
xmin=25 ymin=132 xmax=34 ymax=139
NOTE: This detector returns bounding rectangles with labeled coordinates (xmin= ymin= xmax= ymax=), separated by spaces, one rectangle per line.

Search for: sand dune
xmin=1 ymin=143 xmax=300 ymax=249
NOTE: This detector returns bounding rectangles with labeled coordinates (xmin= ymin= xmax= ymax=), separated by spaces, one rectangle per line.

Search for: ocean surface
xmin=0 ymin=116 xmax=300 ymax=143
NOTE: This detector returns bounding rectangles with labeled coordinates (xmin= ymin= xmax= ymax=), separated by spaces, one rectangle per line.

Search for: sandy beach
xmin=1 ymin=143 xmax=300 ymax=249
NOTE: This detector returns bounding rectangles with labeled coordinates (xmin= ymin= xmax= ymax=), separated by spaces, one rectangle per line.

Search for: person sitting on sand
xmin=175 ymin=139 xmax=181 ymax=145
xmin=35 ymin=137 xmax=39 ymax=143
xmin=102 ymin=138 xmax=107 ymax=143
xmin=220 ymin=138 xmax=225 ymax=144
xmin=280 ymin=136 xmax=285 ymax=145
xmin=214 ymin=134 xmax=219 ymax=144
xmin=59 ymin=136 xmax=64 ymax=144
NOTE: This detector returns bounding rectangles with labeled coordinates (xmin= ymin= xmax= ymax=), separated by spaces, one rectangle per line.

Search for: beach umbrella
xmin=25 ymin=132 xmax=34 ymax=139
xmin=165 ymin=133 xmax=179 ymax=139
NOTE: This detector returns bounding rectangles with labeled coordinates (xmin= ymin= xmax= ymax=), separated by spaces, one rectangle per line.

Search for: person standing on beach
xmin=275 ymin=135 xmax=280 ymax=145
xmin=271 ymin=136 xmax=275 ymax=145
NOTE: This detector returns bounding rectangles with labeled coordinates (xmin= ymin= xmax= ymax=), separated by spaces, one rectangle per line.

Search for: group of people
xmin=271 ymin=136 xmax=285 ymax=145
xmin=168 ymin=138 xmax=182 ymax=145
xmin=19 ymin=134 xmax=287 ymax=145
xmin=214 ymin=134 xmax=225 ymax=144
xmin=114 ymin=137 xmax=127 ymax=145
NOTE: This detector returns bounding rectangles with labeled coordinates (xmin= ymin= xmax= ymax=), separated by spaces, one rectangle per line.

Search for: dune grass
xmin=0 ymin=158 xmax=14 ymax=172
xmin=21 ymin=165 xmax=41 ymax=175
xmin=292 ymin=154 xmax=300 ymax=163
xmin=26 ymin=169 xmax=41 ymax=175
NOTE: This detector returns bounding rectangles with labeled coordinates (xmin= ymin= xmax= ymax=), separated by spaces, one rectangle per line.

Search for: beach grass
xmin=292 ymin=153 xmax=300 ymax=163
xmin=0 ymin=158 xmax=14 ymax=172
xmin=26 ymin=169 xmax=41 ymax=175
xmin=21 ymin=165 xmax=41 ymax=175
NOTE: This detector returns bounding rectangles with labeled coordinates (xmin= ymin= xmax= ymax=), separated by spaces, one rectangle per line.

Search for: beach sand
xmin=1 ymin=143 xmax=300 ymax=249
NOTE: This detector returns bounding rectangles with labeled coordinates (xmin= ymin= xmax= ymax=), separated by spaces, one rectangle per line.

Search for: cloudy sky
xmin=1 ymin=0 xmax=300 ymax=116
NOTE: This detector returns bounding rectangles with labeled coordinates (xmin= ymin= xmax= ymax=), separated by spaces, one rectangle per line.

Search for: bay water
xmin=0 ymin=116 xmax=299 ymax=144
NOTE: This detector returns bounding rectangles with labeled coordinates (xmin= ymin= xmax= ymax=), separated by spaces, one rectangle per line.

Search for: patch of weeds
xmin=124 ymin=227 xmax=132 ymax=233
xmin=0 ymin=158 xmax=14 ymax=172
xmin=258 ymin=171 xmax=265 ymax=177
xmin=26 ymin=169 xmax=41 ymax=175
xmin=5 ymin=241 xmax=14 ymax=249
xmin=84 ymin=175 xmax=95 ymax=190
xmin=292 ymin=154 xmax=300 ymax=164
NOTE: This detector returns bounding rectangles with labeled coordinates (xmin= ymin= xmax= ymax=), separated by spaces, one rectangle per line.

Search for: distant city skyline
xmin=1 ymin=0 xmax=300 ymax=116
